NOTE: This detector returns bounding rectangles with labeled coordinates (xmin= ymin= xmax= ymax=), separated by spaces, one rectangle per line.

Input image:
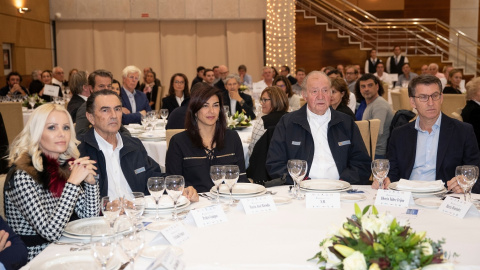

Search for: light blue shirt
xmin=409 ymin=114 xmax=442 ymax=181
xmin=124 ymin=88 xmax=137 ymax=113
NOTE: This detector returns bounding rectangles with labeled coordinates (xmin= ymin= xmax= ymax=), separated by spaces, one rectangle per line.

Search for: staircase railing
xmin=296 ymin=0 xmax=480 ymax=75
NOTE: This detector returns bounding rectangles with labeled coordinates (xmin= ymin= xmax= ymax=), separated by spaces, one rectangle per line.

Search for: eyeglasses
xmin=174 ymin=81 xmax=185 ymax=84
xmin=345 ymin=72 xmax=356 ymax=75
xmin=260 ymin=98 xmax=271 ymax=103
xmin=413 ymin=92 xmax=442 ymax=102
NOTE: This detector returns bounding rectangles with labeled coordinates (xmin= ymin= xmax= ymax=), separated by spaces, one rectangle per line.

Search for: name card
xmin=241 ymin=195 xmax=277 ymax=214
xmin=374 ymin=189 xmax=413 ymax=208
xmin=189 ymin=205 xmax=227 ymax=227
xmin=43 ymin=84 xmax=60 ymax=97
xmin=161 ymin=222 xmax=190 ymax=246
xmin=146 ymin=247 xmax=185 ymax=270
xmin=438 ymin=196 xmax=479 ymax=218
xmin=306 ymin=193 xmax=341 ymax=209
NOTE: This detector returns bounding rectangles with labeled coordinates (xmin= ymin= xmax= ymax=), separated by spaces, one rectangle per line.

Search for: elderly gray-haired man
xmin=222 ymin=73 xmax=256 ymax=119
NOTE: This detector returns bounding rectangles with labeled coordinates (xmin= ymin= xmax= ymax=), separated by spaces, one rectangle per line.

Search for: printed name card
xmin=374 ymin=189 xmax=413 ymax=208
xmin=306 ymin=193 xmax=341 ymax=209
xmin=241 ymin=195 xmax=277 ymax=214
xmin=147 ymin=247 xmax=185 ymax=270
xmin=438 ymin=196 xmax=479 ymax=218
xmin=43 ymin=84 xmax=60 ymax=97
xmin=189 ymin=205 xmax=227 ymax=227
xmin=161 ymin=222 xmax=190 ymax=246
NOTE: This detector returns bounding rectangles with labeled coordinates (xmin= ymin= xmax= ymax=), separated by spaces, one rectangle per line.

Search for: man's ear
xmin=86 ymin=112 xmax=95 ymax=126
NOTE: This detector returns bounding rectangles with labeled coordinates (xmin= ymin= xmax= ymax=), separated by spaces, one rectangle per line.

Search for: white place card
xmin=374 ymin=189 xmax=413 ymax=208
xmin=438 ymin=196 xmax=479 ymax=218
xmin=161 ymin=222 xmax=190 ymax=246
xmin=306 ymin=193 xmax=341 ymax=209
xmin=241 ymin=195 xmax=277 ymax=214
xmin=189 ymin=205 xmax=227 ymax=227
xmin=43 ymin=84 xmax=60 ymax=97
xmin=146 ymin=247 xmax=185 ymax=270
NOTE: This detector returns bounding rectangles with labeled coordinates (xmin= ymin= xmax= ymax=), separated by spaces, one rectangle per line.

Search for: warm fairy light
xmin=266 ymin=0 xmax=295 ymax=74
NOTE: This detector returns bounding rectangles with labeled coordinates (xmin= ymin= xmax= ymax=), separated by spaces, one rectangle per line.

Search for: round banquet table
xmin=22 ymin=185 xmax=480 ymax=270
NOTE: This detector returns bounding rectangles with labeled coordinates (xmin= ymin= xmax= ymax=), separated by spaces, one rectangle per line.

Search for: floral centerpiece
xmin=227 ymin=110 xmax=251 ymax=129
xmin=311 ymin=204 xmax=453 ymax=270
xmin=23 ymin=94 xmax=45 ymax=109
xmin=239 ymin=84 xmax=249 ymax=92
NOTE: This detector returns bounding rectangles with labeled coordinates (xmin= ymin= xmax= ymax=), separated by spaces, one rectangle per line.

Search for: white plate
xmin=273 ymin=196 xmax=292 ymax=205
xmin=145 ymin=196 xmax=189 ymax=210
xmin=341 ymin=193 xmax=367 ymax=202
xmin=415 ymin=197 xmax=444 ymax=208
xmin=389 ymin=183 xmax=447 ymax=197
xmin=30 ymin=251 xmax=120 ymax=270
xmin=144 ymin=199 xmax=190 ymax=213
xmin=141 ymin=245 xmax=183 ymax=259
xmin=300 ymin=179 xmax=351 ymax=191
xmin=125 ymin=124 xmax=143 ymax=130
xmin=212 ymin=189 xmax=267 ymax=199
xmin=210 ymin=183 xmax=266 ymax=196
xmin=389 ymin=182 xmax=445 ymax=193
xmin=64 ymin=217 xmax=111 ymax=236
xmin=146 ymin=220 xmax=176 ymax=232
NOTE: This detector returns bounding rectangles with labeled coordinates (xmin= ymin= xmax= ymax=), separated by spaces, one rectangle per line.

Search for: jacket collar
xmin=290 ymin=105 xmax=344 ymax=133
xmin=83 ymin=128 xmax=137 ymax=158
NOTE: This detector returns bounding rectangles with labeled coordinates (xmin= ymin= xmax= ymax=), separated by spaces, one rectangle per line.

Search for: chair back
xmin=399 ymin=87 xmax=412 ymax=111
xmin=441 ymin=94 xmax=466 ymax=117
xmin=155 ymin=86 xmax=163 ymax=111
xmin=0 ymin=174 xmax=6 ymax=220
xmin=299 ymin=98 xmax=306 ymax=107
xmin=0 ymin=103 xmax=24 ymax=143
xmin=381 ymin=82 xmax=389 ymax=102
xmin=390 ymin=91 xmax=402 ymax=112
xmin=451 ymin=111 xmax=463 ymax=121
xmin=166 ymin=129 xmax=185 ymax=149
xmin=355 ymin=119 xmax=380 ymax=160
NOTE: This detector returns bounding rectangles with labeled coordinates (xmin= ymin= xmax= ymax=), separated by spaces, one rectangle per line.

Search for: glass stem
xmin=173 ymin=201 xmax=178 ymax=220
xmin=378 ymin=177 xmax=383 ymax=190
xmin=155 ymin=198 xmax=160 ymax=221
xmin=230 ymin=187 xmax=234 ymax=205
xmin=216 ymin=185 xmax=221 ymax=204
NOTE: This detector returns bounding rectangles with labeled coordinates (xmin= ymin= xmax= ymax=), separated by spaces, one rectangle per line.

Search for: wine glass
xmin=119 ymin=222 xmax=145 ymax=269
xmin=123 ymin=192 xmax=145 ymax=222
xmin=224 ymin=106 xmax=230 ymax=117
xmin=458 ymin=165 xmax=479 ymax=202
xmin=147 ymin=177 xmax=166 ymax=221
xmin=224 ymin=165 xmax=239 ymax=205
xmin=28 ymin=96 xmax=36 ymax=111
xmin=371 ymin=159 xmax=390 ymax=190
xmin=160 ymin=109 xmax=169 ymax=129
xmin=101 ymin=196 xmax=122 ymax=230
xmin=210 ymin=165 xmax=225 ymax=204
xmin=91 ymin=229 xmax=116 ymax=270
xmin=287 ymin=160 xmax=308 ymax=200
xmin=141 ymin=114 xmax=150 ymax=131
xmin=165 ymin=175 xmax=185 ymax=221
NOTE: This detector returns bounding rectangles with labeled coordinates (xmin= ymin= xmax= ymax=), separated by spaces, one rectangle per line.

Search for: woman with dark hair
xmin=161 ymin=73 xmax=190 ymax=117
xmin=111 ymin=79 xmax=121 ymax=96
xmin=165 ymin=84 xmax=247 ymax=193
xmin=139 ymin=70 xmax=160 ymax=109
xmin=273 ymin=75 xmax=301 ymax=110
xmin=330 ymin=77 xmax=355 ymax=119
xmin=38 ymin=70 xmax=62 ymax=102
xmin=443 ymin=69 xmax=463 ymax=94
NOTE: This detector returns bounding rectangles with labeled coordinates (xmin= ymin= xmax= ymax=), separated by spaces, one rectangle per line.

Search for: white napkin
xmin=396 ymin=179 xmax=444 ymax=192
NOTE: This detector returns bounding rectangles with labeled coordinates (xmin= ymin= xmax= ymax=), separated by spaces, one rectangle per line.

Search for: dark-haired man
xmin=280 ymin=65 xmax=297 ymax=85
xmin=0 ymin=72 xmax=28 ymax=96
xmin=191 ymin=66 xmax=205 ymax=88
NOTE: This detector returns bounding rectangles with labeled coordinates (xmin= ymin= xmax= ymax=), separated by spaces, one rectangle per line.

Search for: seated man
xmin=0 ymin=71 xmax=28 ymax=97
xmin=78 ymin=90 xmax=198 ymax=201
xmin=120 ymin=65 xmax=151 ymax=125
xmin=373 ymin=75 xmax=480 ymax=194
xmin=267 ymin=71 xmax=371 ymax=185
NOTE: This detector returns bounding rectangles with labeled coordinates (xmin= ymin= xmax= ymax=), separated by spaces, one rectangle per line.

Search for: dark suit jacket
xmin=461 ymin=100 xmax=480 ymax=148
xmin=161 ymin=95 xmax=188 ymax=118
xmin=67 ymin=94 xmax=85 ymax=123
xmin=166 ymin=104 xmax=188 ymax=130
xmin=121 ymin=87 xmax=151 ymax=125
xmin=387 ymin=114 xmax=480 ymax=193
xmin=139 ymin=83 xmax=160 ymax=110
xmin=222 ymin=91 xmax=256 ymax=120
xmin=287 ymin=75 xmax=297 ymax=85
xmin=214 ymin=79 xmax=226 ymax=92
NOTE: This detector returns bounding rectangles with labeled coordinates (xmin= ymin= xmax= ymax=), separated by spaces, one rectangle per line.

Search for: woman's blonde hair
xmin=8 ymin=103 xmax=79 ymax=171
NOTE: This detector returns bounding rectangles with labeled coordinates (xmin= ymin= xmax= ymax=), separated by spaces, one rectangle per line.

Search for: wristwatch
xmin=239 ymin=99 xmax=245 ymax=106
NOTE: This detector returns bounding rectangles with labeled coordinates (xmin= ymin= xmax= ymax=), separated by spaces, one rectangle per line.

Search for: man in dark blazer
xmin=67 ymin=71 xmax=89 ymax=123
xmin=280 ymin=65 xmax=297 ymax=85
xmin=120 ymin=65 xmax=151 ymax=125
xmin=373 ymin=75 xmax=480 ymax=194
xmin=222 ymin=74 xmax=256 ymax=120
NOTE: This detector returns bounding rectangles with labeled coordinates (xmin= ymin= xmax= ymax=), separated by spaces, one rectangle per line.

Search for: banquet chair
xmin=0 ymin=174 xmax=6 ymax=220
xmin=299 ymin=98 xmax=306 ymax=108
xmin=399 ymin=88 xmax=412 ymax=111
xmin=0 ymin=103 xmax=24 ymax=143
xmin=451 ymin=111 xmax=463 ymax=122
xmin=166 ymin=129 xmax=185 ymax=149
xmin=382 ymin=82 xmax=389 ymax=102
xmin=355 ymin=119 xmax=380 ymax=160
xmin=390 ymin=91 xmax=402 ymax=112
xmin=155 ymin=86 xmax=163 ymax=111
xmin=441 ymin=94 xmax=466 ymax=118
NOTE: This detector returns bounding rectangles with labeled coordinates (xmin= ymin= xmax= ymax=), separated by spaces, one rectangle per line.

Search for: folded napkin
xmin=396 ymin=179 xmax=444 ymax=192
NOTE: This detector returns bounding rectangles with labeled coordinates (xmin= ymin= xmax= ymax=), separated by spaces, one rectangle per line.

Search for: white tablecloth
xmin=23 ymin=186 xmax=480 ymax=269
xmin=22 ymin=111 xmax=31 ymax=126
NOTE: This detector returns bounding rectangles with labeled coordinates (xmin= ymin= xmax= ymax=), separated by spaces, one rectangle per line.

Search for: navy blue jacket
xmin=267 ymin=105 xmax=371 ymax=185
xmin=0 ymin=218 xmax=28 ymax=270
xmin=121 ymin=87 xmax=151 ymax=125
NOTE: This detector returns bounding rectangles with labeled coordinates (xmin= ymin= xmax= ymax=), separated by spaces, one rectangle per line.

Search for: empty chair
xmin=0 ymin=103 xmax=24 ymax=143
xmin=442 ymin=93 xmax=466 ymax=118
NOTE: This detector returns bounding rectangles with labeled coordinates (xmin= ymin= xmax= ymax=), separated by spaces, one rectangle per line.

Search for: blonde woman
xmin=4 ymin=104 xmax=99 ymax=260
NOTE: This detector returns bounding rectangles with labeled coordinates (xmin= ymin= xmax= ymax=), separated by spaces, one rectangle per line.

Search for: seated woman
xmin=273 ymin=75 xmax=301 ymax=111
xmin=111 ymin=79 xmax=122 ymax=96
xmin=139 ymin=70 xmax=160 ymax=110
xmin=162 ymin=73 xmax=190 ymax=118
xmin=443 ymin=69 xmax=463 ymax=94
xmin=462 ymin=77 xmax=480 ymax=147
xmin=330 ymin=77 xmax=355 ymax=120
xmin=4 ymin=104 xmax=99 ymax=260
xmin=38 ymin=70 xmax=62 ymax=102
xmin=223 ymin=74 xmax=256 ymax=119
xmin=166 ymin=83 xmax=248 ymax=193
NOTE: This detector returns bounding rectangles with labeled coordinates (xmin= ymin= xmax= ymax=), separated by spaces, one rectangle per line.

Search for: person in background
xmin=29 ymin=70 xmax=43 ymax=95
xmin=330 ymin=77 xmax=355 ymax=120
xmin=5 ymin=104 xmax=99 ymax=260
xmin=461 ymin=77 xmax=480 ymax=147
xmin=280 ymin=65 xmax=297 ymax=85
xmin=223 ymin=74 xmax=256 ymax=119
xmin=386 ymin=46 xmax=409 ymax=75
xmin=238 ymin=64 xmax=252 ymax=87
xmin=212 ymin=65 xmax=221 ymax=84
xmin=111 ymin=79 xmax=121 ymax=96
xmin=203 ymin=69 xmax=215 ymax=86
xmin=52 ymin=66 xmax=66 ymax=91
xmin=271 ymin=66 xmax=279 ymax=79
xmin=420 ymin=64 xmax=429 ymax=75
xmin=428 ymin=63 xmax=445 ymax=79
xmin=292 ymin=68 xmax=306 ymax=95
xmin=213 ymin=65 xmax=229 ymax=92
xmin=67 ymin=68 xmax=78 ymax=88
xmin=139 ymin=70 xmax=159 ymax=109
xmin=67 ymin=71 xmax=89 ymax=122
xmin=0 ymin=217 xmax=28 ymax=270
xmin=273 ymin=75 xmax=301 ymax=111
xmin=336 ymin=64 xmax=345 ymax=78
xmin=365 ymin=49 xmax=381 ymax=74
xmin=373 ymin=62 xmax=391 ymax=86
xmin=162 ymin=73 xmax=190 ymax=117
xmin=443 ymin=69 xmax=463 ymax=94
xmin=166 ymin=84 xmax=248 ymax=193
xmin=191 ymin=66 xmax=205 ymax=88
xmin=120 ymin=65 xmax=151 ymax=125
xmin=0 ymin=71 xmax=28 ymax=97
xmin=38 ymin=70 xmax=62 ymax=102
xmin=166 ymin=82 xmax=204 ymax=130
xmin=396 ymin=63 xmax=418 ymax=88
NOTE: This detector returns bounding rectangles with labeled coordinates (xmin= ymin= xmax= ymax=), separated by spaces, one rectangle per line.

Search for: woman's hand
xmin=229 ymin=90 xmax=243 ymax=103
xmin=0 ymin=230 xmax=11 ymax=252
xmin=67 ymin=157 xmax=97 ymax=186
xmin=183 ymin=186 xmax=199 ymax=202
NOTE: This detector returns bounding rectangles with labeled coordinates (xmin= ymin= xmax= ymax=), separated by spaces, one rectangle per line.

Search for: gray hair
xmin=465 ymin=77 xmax=480 ymax=101
xmin=31 ymin=69 xmax=42 ymax=80
xmin=122 ymin=65 xmax=142 ymax=78
xmin=69 ymin=71 xmax=88 ymax=95
xmin=223 ymin=74 xmax=241 ymax=85
xmin=301 ymin=70 xmax=331 ymax=93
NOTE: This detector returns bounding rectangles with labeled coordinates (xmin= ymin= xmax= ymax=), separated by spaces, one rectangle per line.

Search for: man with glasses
xmin=214 ymin=65 xmax=229 ymax=92
xmin=52 ymin=66 xmax=67 ymax=91
xmin=267 ymin=71 xmax=371 ymax=185
xmin=344 ymin=65 xmax=358 ymax=95
xmin=372 ymin=75 xmax=480 ymax=194
xmin=120 ymin=65 xmax=151 ymax=125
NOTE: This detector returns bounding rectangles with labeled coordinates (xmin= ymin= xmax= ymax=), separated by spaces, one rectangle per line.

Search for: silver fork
xmin=266 ymin=191 xmax=277 ymax=195
xmin=199 ymin=193 xmax=215 ymax=201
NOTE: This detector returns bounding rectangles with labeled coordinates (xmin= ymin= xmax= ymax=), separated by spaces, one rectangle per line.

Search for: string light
xmin=266 ymin=0 xmax=295 ymax=74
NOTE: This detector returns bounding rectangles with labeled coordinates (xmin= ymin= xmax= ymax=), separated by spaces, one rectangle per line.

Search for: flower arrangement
xmin=311 ymin=204 xmax=451 ymax=270
xmin=239 ymin=84 xmax=249 ymax=92
xmin=227 ymin=110 xmax=251 ymax=129
xmin=23 ymin=94 xmax=45 ymax=109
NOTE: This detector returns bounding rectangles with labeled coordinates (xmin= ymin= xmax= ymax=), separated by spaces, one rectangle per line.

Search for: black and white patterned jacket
xmin=4 ymin=153 xmax=100 ymax=261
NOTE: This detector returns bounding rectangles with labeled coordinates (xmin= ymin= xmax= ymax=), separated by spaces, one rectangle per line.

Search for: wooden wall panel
xmin=404 ymin=0 xmax=449 ymax=23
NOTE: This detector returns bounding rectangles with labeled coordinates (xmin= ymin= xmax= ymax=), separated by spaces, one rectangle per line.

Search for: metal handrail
xmin=296 ymin=0 xmax=480 ymax=75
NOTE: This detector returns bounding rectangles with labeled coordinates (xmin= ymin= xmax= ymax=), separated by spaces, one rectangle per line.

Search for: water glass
xmin=210 ymin=165 xmax=225 ymax=204
xmin=287 ymin=160 xmax=308 ymax=199
xmin=457 ymin=165 xmax=479 ymax=202
xmin=101 ymin=196 xmax=122 ymax=230
xmin=91 ymin=229 xmax=116 ymax=270
xmin=224 ymin=106 xmax=230 ymax=117
xmin=165 ymin=175 xmax=185 ymax=221
xmin=123 ymin=192 xmax=145 ymax=222
xmin=160 ymin=109 xmax=169 ymax=129
xmin=224 ymin=165 xmax=239 ymax=205
xmin=119 ymin=222 xmax=145 ymax=269
xmin=147 ymin=177 xmax=166 ymax=221
xmin=371 ymin=159 xmax=390 ymax=190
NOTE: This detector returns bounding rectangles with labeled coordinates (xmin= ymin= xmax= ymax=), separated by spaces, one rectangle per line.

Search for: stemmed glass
xmin=101 ymin=196 xmax=122 ymax=230
xmin=224 ymin=165 xmax=239 ymax=205
xmin=91 ymin=229 xmax=116 ymax=270
xmin=120 ymin=222 xmax=145 ymax=269
xmin=141 ymin=114 xmax=150 ymax=131
xmin=210 ymin=165 xmax=225 ymax=204
xmin=457 ymin=165 xmax=479 ymax=202
xmin=165 ymin=175 xmax=185 ymax=221
xmin=147 ymin=111 xmax=157 ymax=131
xmin=287 ymin=160 xmax=308 ymax=200
xmin=371 ymin=159 xmax=390 ymax=190
xmin=224 ymin=106 xmax=230 ymax=117
xmin=28 ymin=96 xmax=36 ymax=111
xmin=160 ymin=109 xmax=169 ymax=129
xmin=147 ymin=177 xmax=166 ymax=221
xmin=123 ymin=192 xmax=145 ymax=223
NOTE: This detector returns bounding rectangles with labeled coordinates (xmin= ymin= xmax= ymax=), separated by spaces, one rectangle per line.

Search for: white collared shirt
xmin=79 ymin=94 xmax=88 ymax=101
xmin=306 ymin=107 xmax=340 ymax=180
xmin=94 ymin=130 xmax=133 ymax=198
xmin=124 ymin=88 xmax=137 ymax=113
xmin=175 ymin=95 xmax=184 ymax=107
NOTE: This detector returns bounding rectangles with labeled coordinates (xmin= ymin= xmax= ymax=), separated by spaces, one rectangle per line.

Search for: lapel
xmin=436 ymin=114 xmax=453 ymax=172
xmin=404 ymin=122 xmax=418 ymax=177
xmin=121 ymin=87 xmax=132 ymax=112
